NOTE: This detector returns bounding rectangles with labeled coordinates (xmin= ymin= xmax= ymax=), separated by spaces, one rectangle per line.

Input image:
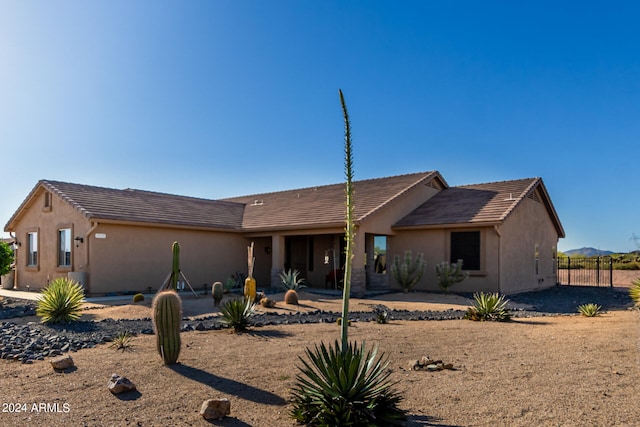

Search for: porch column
xmin=350 ymin=228 xmax=366 ymax=297
xmin=270 ymin=234 xmax=285 ymax=287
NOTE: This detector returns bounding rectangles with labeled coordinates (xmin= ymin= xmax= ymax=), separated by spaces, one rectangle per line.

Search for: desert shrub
xmin=290 ymin=340 xmax=406 ymax=426
xmin=577 ymin=303 xmax=601 ymax=317
xmin=615 ymin=262 xmax=640 ymax=270
xmin=284 ymin=289 xmax=299 ymax=305
xmin=110 ymin=331 xmax=135 ymax=351
xmin=279 ymin=269 xmax=307 ymax=291
xmin=36 ymin=277 xmax=85 ymax=323
xmin=464 ymin=292 xmax=511 ymax=322
xmin=629 ymin=278 xmax=640 ymax=305
xmin=132 ymin=293 xmax=144 ymax=303
xmin=390 ymin=250 xmax=426 ymax=292
xmin=220 ymin=297 xmax=256 ymax=332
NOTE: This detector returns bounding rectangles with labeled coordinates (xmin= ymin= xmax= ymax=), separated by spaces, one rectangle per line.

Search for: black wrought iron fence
xmin=556 ymin=256 xmax=613 ymax=287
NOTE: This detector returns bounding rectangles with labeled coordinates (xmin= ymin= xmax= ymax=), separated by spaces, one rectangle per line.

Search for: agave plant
xmin=290 ymin=340 xmax=406 ymax=426
xmin=464 ymin=292 xmax=511 ymax=322
xmin=219 ymin=297 xmax=256 ymax=332
xmin=629 ymin=278 xmax=640 ymax=305
xmin=36 ymin=277 xmax=85 ymax=323
xmin=109 ymin=331 xmax=135 ymax=351
xmin=577 ymin=303 xmax=601 ymax=317
xmin=279 ymin=269 xmax=307 ymax=291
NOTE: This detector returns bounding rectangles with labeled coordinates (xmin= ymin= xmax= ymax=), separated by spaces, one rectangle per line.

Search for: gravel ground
xmin=0 ymin=285 xmax=634 ymax=365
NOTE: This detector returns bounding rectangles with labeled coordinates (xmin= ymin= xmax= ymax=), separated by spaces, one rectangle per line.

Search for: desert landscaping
xmin=0 ymin=285 xmax=639 ymax=426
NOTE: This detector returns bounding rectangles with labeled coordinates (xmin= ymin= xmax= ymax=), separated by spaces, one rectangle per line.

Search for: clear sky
xmin=1 ymin=1 xmax=639 ymax=253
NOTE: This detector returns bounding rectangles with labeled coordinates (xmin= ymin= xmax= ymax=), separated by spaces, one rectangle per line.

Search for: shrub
xmin=435 ymin=260 xmax=468 ymax=291
xmin=290 ymin=340 xmax=406 ymax=426
xmin=390 ymin=250 xmax=426 ymax=292
xmin=110 ymin=331 xmax=135 ymax=351
xmin=224 ymin=277 xmax=237 ymax=293
xmin=220 ymin=297 xmax=256 ymax=332
xmin=628 ymin=278 xmax=640 ymax=305
xmin=0 ymin=241 xmax=14 ymax=276
xmin=284 ymin=289 xmax=299 ymax=305
xmin=279 ymin=269 xmax=307 ymax=291
xmin=36 ymin=277 xmax=85 ymax=323
xmin=577 ymin=303 xmax=601 ymax=317
xmin=464 ymin=292 xmax=511 ymax=322
xmin=132 ymin=293 xmax=144 ymax=303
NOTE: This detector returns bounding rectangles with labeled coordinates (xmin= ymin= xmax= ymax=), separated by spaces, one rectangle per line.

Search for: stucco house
xmin=4 ymin=171 xmax=564 ymax=296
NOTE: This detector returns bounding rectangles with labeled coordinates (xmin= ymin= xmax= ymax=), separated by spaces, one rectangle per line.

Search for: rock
xmin=107 ymin=374 xmax=137 ymax=395
xmin=260 ymin=298 xmax=276 ymax=308
xmin=50 ymin=355 xmax=74 ymax=370
xmin=200 ymin=398 xmax=231 ymax=420
xmin=408 ymin=360 xmax=421 ymax=371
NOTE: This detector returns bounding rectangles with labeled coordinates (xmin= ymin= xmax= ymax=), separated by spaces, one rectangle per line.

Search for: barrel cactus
xmin=152 ymin=290 xmax=182 ymax=364
xmin=133 ymin=293 xmax=145 ymax=303
xmin=284 ymin=289 xmax=299 ymax=305
xmin=212 ymin=281 xmax=224 ymax=306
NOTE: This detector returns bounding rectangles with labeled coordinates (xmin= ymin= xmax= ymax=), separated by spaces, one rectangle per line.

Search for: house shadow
xmin=168 ymin=363 xmax=286 ymax=406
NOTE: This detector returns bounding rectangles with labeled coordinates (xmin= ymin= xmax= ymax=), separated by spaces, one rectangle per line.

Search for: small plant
xmin=132 ymin=293 xmax=144 ymax=303
xmin=375 ymin=310 xmax=389 ymax=324
xmin=435 ymin=260 xmax=468 ymax=292
xmin=290 ymin=340 xmax=406 ymax=426
xmin=464 ymin=292 xmax=511 ymax=322
xmin=390 ymin=250 xmax=426 ymax=292
xmin=578 ymin=303 xmax=602 ymax=317
xmin=224 ymin=277 xmax=237 ymax=293
xmin=0 ymin=241 xmax=14 ymax=276
xmin=212 ymin=281 xmax=224 ymax=306
xmin=152 ymin=290 xmax=182 ymax=364
xmin=220 ymin=297 xmax=256 ymax=332
xmin=36 ymin=277 xmax=85 ymax=323
xmin=629 ymin=278 xmax=640 ymax=305
xmin=279 ymin=268 xmax=307 ymax=291
xmin=110 ymin=331 xmax=135 ymax=351
xmin=284 ymin=289 xmax=299 ymax=305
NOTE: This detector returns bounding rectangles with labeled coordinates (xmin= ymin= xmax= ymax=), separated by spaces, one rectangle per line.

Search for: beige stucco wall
xmin=499 ymin=197 xmax=559 ymax=293
xmin=87 ymin=223 xmax=247 ymax=295
xmin=390 ymin=227 xmax=501 ymax=293
xmin=10 ymin=188 xmax=93 ymax=291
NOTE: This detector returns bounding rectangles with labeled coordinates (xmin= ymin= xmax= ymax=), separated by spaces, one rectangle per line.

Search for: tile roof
xmin=395 ymin=177 xmax=564 ymax=236
xmin=224 ymin=171 xmax=444 ymax=230
xmin=8 ymin=180 xmax=246 ymax=230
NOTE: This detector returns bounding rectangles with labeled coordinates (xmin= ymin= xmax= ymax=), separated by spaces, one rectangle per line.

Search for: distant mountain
xmin=564 ymin=247 xmax=615 ymax=257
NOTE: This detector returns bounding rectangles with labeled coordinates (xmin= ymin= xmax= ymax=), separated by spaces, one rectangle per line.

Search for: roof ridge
xmin=224 ymin=171 xmax=435 ymax=201
xmin=498 ymin=177 xmax=541 ymax=221
xmin=456 ymin=177 xmax=539 ymax=188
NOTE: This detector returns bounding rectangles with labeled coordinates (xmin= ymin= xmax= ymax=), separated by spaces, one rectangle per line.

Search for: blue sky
xmin=1 ymin=1 xmax=639 ymax=252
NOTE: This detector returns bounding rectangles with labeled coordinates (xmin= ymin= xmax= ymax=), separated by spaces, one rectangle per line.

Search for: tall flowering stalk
xmin=339 ymin=89 xmax=354 ymax=351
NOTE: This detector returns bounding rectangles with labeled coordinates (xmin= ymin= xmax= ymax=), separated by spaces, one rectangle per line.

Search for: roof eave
xmin=393 ymin=221 xmax=503 ymax=231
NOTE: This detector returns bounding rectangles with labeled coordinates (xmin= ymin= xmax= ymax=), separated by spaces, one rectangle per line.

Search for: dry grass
xmin=1 ymin=293 xmax=639 ymax=426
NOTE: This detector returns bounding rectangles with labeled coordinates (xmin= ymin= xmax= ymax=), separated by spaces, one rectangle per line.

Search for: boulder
xmin=200 ymin=398 xmax=231 ymax=420
xmin=107 ymin=374 xmax=137 ymax=395
xmin=50 ymin=355 xmax=74 ymax=370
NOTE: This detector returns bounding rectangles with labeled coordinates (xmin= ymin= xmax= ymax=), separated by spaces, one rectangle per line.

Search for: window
xmin=374 ymin=235 xmax=387 ymax=274
xmin=27 ymin=232 xmax=38 ymax=266
xmin=450 ymin=231 xmax=480 ymax=270
xmin=58 ymin=228 xmax=71 ymax=267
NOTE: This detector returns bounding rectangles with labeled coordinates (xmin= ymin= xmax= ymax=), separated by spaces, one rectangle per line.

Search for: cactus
xmin=170 ymin=241 xmax=180 ymax=291
xmin=152 ymin=290 xmax=182 ymax=364
xmin=284 ymin=289 xmax=299 ymax=305
xmin=390 ymin=250 xmax=426 ymax=292
xmin=133 ymin=293 xmax=144 ymax=303
xmin=212 ymin=281 xmax=224 ymax=306
xmin=435 ymin=260 xmax=468 ymax=292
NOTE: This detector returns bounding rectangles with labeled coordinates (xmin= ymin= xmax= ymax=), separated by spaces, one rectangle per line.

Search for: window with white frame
xmin=58 ymin=228 xmax=71 ymax=267
xmin=27 ymin=232 xmax=38 ymax=266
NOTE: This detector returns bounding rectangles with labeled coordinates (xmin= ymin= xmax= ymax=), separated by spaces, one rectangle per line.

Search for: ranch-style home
xmin=4 ymin=171 xmax=564 ymax=296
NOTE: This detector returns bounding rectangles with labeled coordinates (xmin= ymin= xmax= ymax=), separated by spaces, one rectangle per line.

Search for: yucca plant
xmin=578 ymin=303 xmax=601 ymax=317
xmin=290 ymin=340 xmax=406 ymax=426
xmin=629 ymin=278 xmax=640 ymax=305
xmin=36 ymin=277 xmax=85 ymax=323
xmin=464 ymin=292 xmax=511 ymax=321
xmin=219 ymin=297 xmax=256 ymax=332
xmin=279 ymin=268 xmax=307 ymax=291
xmin=110 ymin=331 xmax=135 ymax=351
